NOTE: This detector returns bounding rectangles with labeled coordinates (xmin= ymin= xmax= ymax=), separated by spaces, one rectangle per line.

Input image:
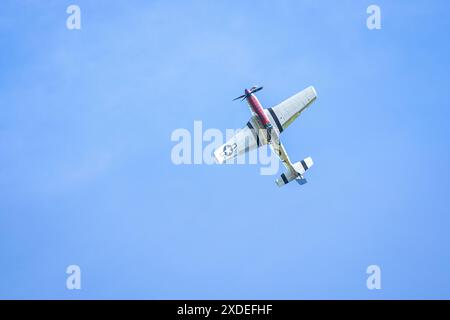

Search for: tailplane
xmin=292 ymin=157 xmax=314 ymax=175
xmin=275 ymin=157 xmax=314 ymax=187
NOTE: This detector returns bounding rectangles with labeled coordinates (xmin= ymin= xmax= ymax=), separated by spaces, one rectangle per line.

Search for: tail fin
xmin=275 ymin=157 xmax=314 ymax=187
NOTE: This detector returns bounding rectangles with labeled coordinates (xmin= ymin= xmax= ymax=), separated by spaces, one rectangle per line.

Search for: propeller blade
xmin=232 ymin=94 xmax=247 ymax=101
xmin=250 ymin=86 xmax=263 ymax=94
xmin=233 ymin=86 xmax=263 ymax=101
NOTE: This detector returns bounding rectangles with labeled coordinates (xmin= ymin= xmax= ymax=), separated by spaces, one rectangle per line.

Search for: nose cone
xmin=244 ymin=88 xmax=250 ymax=94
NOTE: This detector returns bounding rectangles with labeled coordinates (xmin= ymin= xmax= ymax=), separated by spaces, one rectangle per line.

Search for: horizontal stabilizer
xmin=275 ymin=170 xmax=297 ymax=187
xmin=275 ymin=157 xmax=313 ymax=187
xmin=292 ymin=157 xmax=313 ymax=175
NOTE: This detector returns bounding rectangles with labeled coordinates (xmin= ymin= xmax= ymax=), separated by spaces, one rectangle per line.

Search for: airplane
xmin=213 ymin=85 xmax=317 ymax=187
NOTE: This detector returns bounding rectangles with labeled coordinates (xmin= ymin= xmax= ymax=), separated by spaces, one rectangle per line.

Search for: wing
xmin=214 ymin=118 xmax=266 ymax=163
xmin=265 ymin=86 xmax=317 ymax=134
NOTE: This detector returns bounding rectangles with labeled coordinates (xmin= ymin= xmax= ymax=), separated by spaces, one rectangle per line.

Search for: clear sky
xmin=1 ymin=0 xmax=449 ymax=299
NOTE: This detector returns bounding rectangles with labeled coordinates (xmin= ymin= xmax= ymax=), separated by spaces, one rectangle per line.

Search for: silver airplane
xmin=214 ymin=86 xmax=317 ymax=187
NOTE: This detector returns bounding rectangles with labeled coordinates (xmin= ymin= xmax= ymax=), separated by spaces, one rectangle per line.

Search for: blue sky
xmin=1 ymin=0 xmax=450 ymax=299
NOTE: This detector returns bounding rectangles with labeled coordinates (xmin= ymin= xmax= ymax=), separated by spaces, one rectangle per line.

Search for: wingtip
xmin=213 ymin=150 xmax=225 ymax=164
xmin=309 ymin=85 xmax=317 ymax=98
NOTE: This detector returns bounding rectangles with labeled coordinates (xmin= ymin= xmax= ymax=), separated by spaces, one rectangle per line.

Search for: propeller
xmin=233 ymin=86 xmax=263 ymax=101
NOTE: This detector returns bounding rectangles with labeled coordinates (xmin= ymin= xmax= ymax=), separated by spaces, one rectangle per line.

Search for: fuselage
xmin=244 ymin=88 xmax=272 ymax=129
